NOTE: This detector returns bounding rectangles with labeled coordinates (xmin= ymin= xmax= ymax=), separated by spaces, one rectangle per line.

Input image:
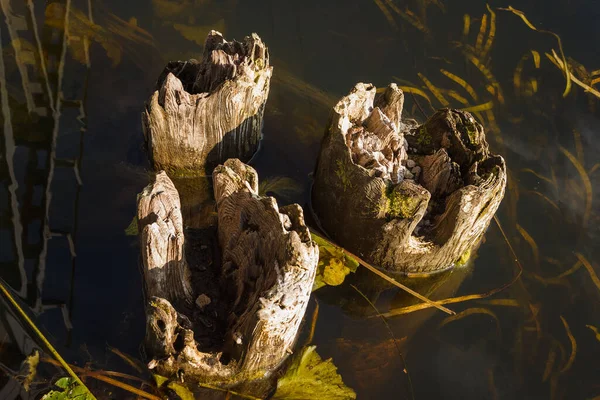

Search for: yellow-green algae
xmin=385 ymin=186 xmax=420 ymax=219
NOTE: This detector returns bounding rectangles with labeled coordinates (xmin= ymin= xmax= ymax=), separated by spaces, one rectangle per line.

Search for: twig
xmin=351 ymin=285 xmax=414 ymax=400
xmin=311 ymin=232 xmax=454 ymax=315
xmin=0 ymin=280 xmax=96 ymax=399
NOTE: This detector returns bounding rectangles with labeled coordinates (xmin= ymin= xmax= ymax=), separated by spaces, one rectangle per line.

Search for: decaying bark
xmin=142 ymin=31 xmax=272 ymax=175
xmin=312 ymin=83 xmax=506 ymax=275
xmin=137 ymin=160 xmax=318 ymax=386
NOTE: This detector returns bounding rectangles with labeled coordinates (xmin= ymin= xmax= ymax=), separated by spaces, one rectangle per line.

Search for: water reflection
xmin=1 ymin=0 xmax=599 ymax=399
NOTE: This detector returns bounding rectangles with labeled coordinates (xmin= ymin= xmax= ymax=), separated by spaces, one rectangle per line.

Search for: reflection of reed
xmin=0 ymin=1 xmax=28 ymax=298
xmin=0 ymin=295 xmax=43 ymax=399
xmin=0 ymin=0 xmax=91 ymax=340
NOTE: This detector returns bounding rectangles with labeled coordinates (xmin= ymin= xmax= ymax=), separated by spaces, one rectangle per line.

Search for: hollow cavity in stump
xmin=312 ymin=83 xmax=506 ymax=275
xmin=142 ymin=31 xmax=272 ymax=175
xmin=137 ymin=159 xmax=318 ymax=386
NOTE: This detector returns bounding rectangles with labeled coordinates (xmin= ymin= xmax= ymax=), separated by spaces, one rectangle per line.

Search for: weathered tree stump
xmin=137 ymin=159 xmax=318 ymax=387
xmin=142 ymin=31 xmax=272 ymax=175
xmin=312 ymin=83 xmax=506 ymax=275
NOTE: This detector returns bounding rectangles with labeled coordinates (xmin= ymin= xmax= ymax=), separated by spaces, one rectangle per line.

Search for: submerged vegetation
xmin=0 ymin=0 xmax=599 ymax=399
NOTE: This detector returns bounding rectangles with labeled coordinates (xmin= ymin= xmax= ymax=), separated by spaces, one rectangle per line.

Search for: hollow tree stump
xmin=312 ymin=83 xmax=506 ymax=275
xmin=137 ymin=159 xmax=318 ymax=386
xmin=142 ymin=31 xmax=272 ymax=175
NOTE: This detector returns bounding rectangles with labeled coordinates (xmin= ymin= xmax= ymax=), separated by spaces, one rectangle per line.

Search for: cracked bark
xmin=312 ymin=82 xmax=506 ymax=275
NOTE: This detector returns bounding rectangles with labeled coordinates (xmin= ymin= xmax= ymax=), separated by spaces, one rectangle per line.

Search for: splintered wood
xmin=312 ymin=82 xmax=506 ymax=274
xmin=138 ymin=160 xmax=318 ymax=386
xmin=143 ymin=31 xmax=272 ymax=175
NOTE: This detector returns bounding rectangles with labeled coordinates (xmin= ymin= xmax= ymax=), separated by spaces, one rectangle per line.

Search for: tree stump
xmin=312 ymin=83 xmax=506 ymax=275
xmin=137 ymin=159 xmax=318 ymax=386
xmin=142 ymin=31 xmax=272 ymax=175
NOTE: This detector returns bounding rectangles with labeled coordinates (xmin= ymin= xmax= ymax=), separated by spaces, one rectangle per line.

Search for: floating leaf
xmin=166 ymin=381 xmax=195 ymax=400
xmin=311 ymin=232 xmax=453 ymax=314
xmin=312 ymin=233 xmax=359 ymax=291
xmin=273 ymin=346 xmax=356 ymax=400
xmin=42 ymin=377 xmax=95 ymax=400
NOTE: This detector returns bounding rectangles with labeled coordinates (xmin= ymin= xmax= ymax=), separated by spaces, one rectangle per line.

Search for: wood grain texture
xmin=312 ymin=83 xmax=506 ymax=275
xmin=142 ymin=31 xmax=272 ymax=175
xmin=139 ymin=160 xmax=318 ymax=386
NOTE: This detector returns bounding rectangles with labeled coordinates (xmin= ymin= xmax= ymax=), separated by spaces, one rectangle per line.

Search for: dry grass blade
xmin=109 ymin=346 xmax=144 ymax=374
xmin=516 ymin=224 xmax=540 ymax=267
xmin=462 ymin=101 xmax=494 ymax=112
xmin=0 ymin=280 xmax=96 ymax=399
xmin=42 ymin=356 xmax=158 ymax=400
xmin=524 ymin=191 xmax=560 ymax=212
xmin=311 ymin=232 xmax=454 ymax=314
xmin=559 ymin=146 xmax=592 ymax=228
xmin=574 ymin=253 xmax=600 ymax=293
xmin=350 ymin=284 xmax=414 ymax=400
xmin=373 ymin=0 xmax=398 ymax=30
xmin=572 ymin=130 xmax=589 ymax=170
xmin=543 ymin=344 xmax=557 ymax=382
xmin=438 ymin=307 xmax=501 ymax=335
xmin=546 ymin=50 xmax=600 ymax=98
xmin=483 ymin=5 xmax=496 ymax=57
xmin=464 ymin=52 xmax=505 ymax=104
xmin=463 ymin=14 xmax=471 ymax=36
xmin=446 ymin=90 xmax=469 ymax=105
xmin=585 ymin=325 xmax=600 ymax=342
xmin=478 ymin=298 xmax=520 ymax=307
xmin=475 ymin=14 xmax=488 ymax=53
xmin=531 ymin=50 xmax=541 ymax=68
xmin=498 ymin=6 xmax=571 ymax=97
xmin=521 ymin=168 xmax=555 ymax=187
xmin=559 ymin=316 xmax=576 ymax=374
xmin=440 ymin=69 xmax=479 ymax=101
xmin=305 ymin=300 xmax=319 ymax=345
xmin=418 ymin=73 xmax=450 ymax=106
xmin=377 ymin=215 xmax=523 ymax=318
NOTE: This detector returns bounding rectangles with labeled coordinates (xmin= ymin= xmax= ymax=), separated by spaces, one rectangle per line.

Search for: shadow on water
xmin=1 ymin=0 xmax=599 ymax=399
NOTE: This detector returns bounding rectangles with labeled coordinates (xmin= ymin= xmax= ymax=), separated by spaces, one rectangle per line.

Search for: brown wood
xmin=142 ymin=31 xmax=272 ymax=175
xmin=138 ymin=160 xmax=319 ymax=386
xmin=312 ymin=82 xmax=506 ymax=275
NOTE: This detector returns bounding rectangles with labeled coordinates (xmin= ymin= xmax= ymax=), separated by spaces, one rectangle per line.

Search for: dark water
xmin=1 ymin=0 xmax=599 ymax=399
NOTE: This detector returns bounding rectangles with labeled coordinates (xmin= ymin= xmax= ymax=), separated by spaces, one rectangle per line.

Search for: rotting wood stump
xmin=312 ymin=83 xmax=506 ymax=275
xmin=142 ymin=30 xmax=272 ymax=175
xmin=137 ymin=159 xmax=319 ymax=386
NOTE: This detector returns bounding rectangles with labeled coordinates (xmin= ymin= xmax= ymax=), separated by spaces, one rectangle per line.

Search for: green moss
xmin=416 ymin=126 xmax=431 ymax=146
xmin=335 ymin=160 xmax=352 ymax=192
xmin=385 ymin=187 xmax=419 ymax=219
xmin=455 ymin=249 xmax=471 ymax=267
xmin=456 ymin=115 xmax=480 ymax=146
